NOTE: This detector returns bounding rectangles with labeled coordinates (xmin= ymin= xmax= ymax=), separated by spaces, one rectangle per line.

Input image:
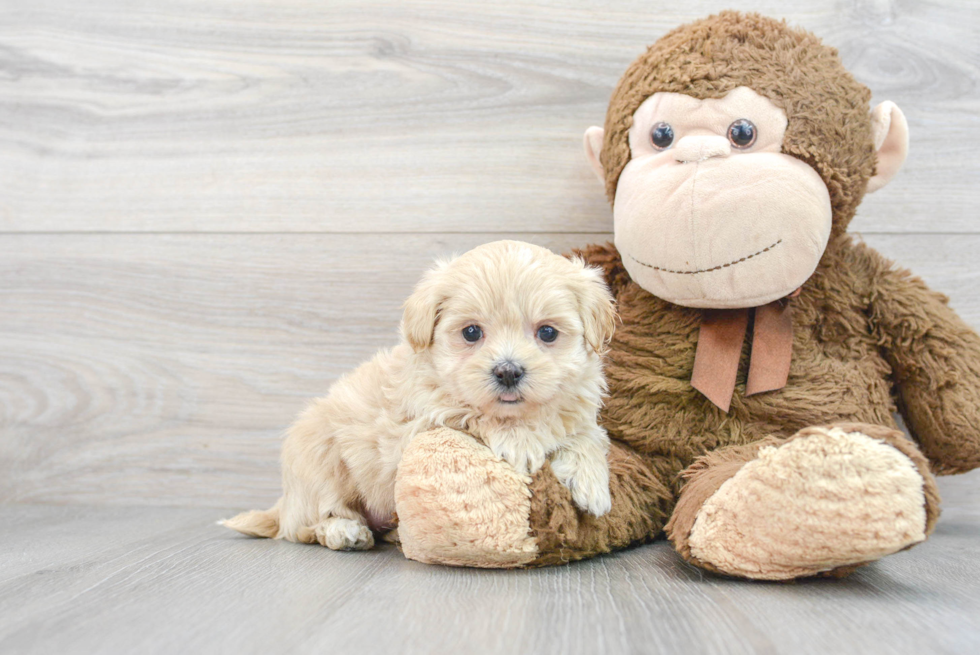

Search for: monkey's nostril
xmin=492 ymin=361 xmax=525 ymax=388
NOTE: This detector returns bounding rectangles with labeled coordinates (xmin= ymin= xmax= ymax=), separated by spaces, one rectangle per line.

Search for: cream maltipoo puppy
xmin=223 ymin=240 xmax=616 ymax=551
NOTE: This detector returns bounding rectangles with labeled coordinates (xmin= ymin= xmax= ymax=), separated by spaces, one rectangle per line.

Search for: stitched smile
xmin=626 ymin=239 xmax=782 ymax=275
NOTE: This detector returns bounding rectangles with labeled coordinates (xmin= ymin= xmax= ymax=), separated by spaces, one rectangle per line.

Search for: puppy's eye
xmin=462 ymin=325 xmax=483 ymax=343
xmin=537 ymin=325 xmax=558 ymax=343
xmin=650 ymin=122 xmax=674 ymax=150
xmin=727 ymin=119 xmax=757 ymax=148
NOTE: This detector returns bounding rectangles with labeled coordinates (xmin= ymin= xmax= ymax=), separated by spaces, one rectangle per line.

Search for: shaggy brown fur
xmin=513 ymin=11 xmax=980 ymax=570
xmin=519 ymin=232 xmax=973 ymax=569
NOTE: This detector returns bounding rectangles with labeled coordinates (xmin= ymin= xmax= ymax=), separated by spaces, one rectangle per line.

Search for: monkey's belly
xmin=601 ymin=325 xmax=898 ymax=467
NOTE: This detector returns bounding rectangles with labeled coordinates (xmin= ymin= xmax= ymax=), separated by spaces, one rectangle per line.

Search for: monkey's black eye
xmin=462 ymin=325 xmax=483 ymax=343
xmin=650 ymin=122 xmax=674 ymax=150
xmin=537 ymin=325 xmax=558 ymax=343
xmin=728 ymin=119 xmax=757 ymax=148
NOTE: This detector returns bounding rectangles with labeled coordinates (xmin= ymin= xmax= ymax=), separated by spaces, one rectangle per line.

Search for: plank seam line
xmin=0 ymin=231 xmax=972 ymax=237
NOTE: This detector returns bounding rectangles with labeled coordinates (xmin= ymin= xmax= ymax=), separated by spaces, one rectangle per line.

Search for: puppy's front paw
xmin=570 ymin=475 xmax=612 ymax=517
xmin=551 ymin=447 xmax=612 ymax=517
xmin=492 ymin=440 xmax=547 ymax=476
xmin=314 ymin=518 xmax=374 ymax=551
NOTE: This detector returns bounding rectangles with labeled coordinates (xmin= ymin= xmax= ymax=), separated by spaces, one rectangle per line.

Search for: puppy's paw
xmin=571 ymin=478 xmax=612 ymax=517
xmin=492 ymin=440 xmax=547 ymax=476
xmin=522 ymin=443 xmax=547 ymax=476
xmin=496 ymin=447 xmax=530 ymax=475
xmin=314 ymin=518 xmax=375 ymax=551
xmin=551 ymin=447 xmax=612 ymax=517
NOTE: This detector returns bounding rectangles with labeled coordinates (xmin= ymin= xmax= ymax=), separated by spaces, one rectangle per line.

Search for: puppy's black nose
xmin=492 ymin=361 xmax=525 ymax=389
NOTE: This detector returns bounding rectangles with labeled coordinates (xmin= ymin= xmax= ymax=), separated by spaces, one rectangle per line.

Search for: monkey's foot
xmin=670 ymin=424 xmax=939 ymax=580
xmin=394 ymin=427 xmax=538 ymax=568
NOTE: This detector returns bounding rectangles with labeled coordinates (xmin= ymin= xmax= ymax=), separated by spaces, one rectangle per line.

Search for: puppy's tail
xmin=219 ymin=505 xmax=280 ymax=539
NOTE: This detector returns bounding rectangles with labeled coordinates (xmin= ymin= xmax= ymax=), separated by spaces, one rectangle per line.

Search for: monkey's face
xmin=611 ymin=87 xmax=832 ymax=309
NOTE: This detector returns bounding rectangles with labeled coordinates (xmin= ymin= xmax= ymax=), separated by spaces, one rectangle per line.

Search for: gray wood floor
xmin=2 ymin=471 xmax=979 ymax=655
xmin=2 ymin=0 xmax=980 ymax=653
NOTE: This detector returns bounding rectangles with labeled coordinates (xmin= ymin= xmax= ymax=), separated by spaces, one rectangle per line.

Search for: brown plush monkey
xmin=392 ymin=11 xmax=980 ymax=579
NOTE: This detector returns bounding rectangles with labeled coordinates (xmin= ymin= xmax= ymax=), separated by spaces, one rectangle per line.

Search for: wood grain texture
xmin=0 ymin=232 xmax=606 ymax=506
xmin=0 ymin=492 xmax=978 ymax=655
xmin=2 ymin=231 xmax=980 ymax=507
xmin=0 ymin=0 xmax=978 ymax=234
xmin=1 ymin=2 xmax=980 ymax=650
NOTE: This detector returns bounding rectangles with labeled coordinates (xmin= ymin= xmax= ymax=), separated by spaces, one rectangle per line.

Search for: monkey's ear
xmin=866 ymin=101 xmax=909 ymax=194
xmin=572 ymin=261 xmax=617 ymax=353
xmin=583 ymin=126 xmax=606 ymax=184
xmin=401 ymin=264 xmax=447 ymax=352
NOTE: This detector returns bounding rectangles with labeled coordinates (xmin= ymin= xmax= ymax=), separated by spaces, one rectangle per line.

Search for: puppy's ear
xmin=571 ymin=260 xmax=617 ymax=353
xmin=401 ymin=261 xmax=448 ymax=352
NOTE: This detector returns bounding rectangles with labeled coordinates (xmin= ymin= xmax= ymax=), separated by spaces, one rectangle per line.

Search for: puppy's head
xmin=402 ymin=240 xmax=616 ymax=416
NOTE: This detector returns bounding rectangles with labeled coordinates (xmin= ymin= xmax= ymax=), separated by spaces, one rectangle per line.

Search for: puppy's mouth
xmin=497 ymin=392 xmax=524 ymax=404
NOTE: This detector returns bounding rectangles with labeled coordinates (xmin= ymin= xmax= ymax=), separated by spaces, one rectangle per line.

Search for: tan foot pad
xmin=688 ymin=427 xmax=928 ymax=580
xmin=394 ymin=427 xmax=538 ymax=568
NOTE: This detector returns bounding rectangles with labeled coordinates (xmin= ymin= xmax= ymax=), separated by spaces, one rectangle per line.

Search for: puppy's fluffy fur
xmin=223 ymin=240 xmax=616 ymax=551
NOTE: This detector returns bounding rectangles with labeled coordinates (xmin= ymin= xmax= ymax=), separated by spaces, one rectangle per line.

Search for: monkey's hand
xmin=394 ymin=427 xmax=671 ymax=568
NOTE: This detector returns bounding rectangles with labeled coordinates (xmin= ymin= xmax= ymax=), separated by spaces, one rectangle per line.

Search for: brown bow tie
xmin=690 ymin=290 xmax=799 ymax=412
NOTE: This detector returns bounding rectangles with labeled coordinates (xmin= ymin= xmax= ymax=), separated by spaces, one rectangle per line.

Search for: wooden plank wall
xmin=2 ymin=0 xmax=979 ymax=508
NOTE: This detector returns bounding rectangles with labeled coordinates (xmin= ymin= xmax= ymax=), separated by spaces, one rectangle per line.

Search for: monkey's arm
xmin=394 ymin=427 xmax=671 ymax=568
xmin=863 ymin=243 xmax=980 ymax=474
